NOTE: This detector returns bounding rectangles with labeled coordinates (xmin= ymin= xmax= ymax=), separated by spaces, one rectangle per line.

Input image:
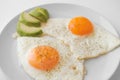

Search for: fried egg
xmin=17 ymin=36 xmax=85 ymax=80
xmin=41 ymin=18 xmax=120 ymax=59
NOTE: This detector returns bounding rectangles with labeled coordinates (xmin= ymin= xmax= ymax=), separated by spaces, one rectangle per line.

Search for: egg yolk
xmin=28 ymin=46 xmax=59 ymax=71
xmin=68 ymin=16 xmax=94 ymax=36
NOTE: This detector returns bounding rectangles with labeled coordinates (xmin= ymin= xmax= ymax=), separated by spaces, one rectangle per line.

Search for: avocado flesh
xmin=29 ymin=7 xmax=49 ymax=22
xmin=35 ymin=7 xmax=49 ymax=19
xmin=19 ymin=12 xmax=41 ymax=27
xmin=17 ymin=22 xmax=43 ymax=36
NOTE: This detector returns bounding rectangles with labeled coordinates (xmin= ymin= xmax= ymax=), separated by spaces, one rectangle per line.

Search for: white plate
xmin=0 ymin=3 xmax=120 ymax=80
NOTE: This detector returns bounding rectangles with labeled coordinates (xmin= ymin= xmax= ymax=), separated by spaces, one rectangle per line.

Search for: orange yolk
xmin=68 ymin=16 xmax=94 ymax=36
xmin=28 ymin=46 xmax=59 ymax=71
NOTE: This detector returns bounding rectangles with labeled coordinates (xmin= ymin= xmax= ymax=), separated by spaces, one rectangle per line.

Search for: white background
xmin=0 ymin=0 xmax=120 ymax=80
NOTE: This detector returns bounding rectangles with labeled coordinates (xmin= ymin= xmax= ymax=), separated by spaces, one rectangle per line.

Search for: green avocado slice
xmin=17 ymin=22 xmax=43 ymax=36
xmin=19 ymin=12 xmax=41 ymax=27
xmin=29 ymin=7 xmax=49 ymax=22
xmin=35 ymin=7 xmax=49 ymax=19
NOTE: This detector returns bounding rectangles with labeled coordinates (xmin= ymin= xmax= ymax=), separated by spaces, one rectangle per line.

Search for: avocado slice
xmin=29 ymin=7 xmax=49 ymax=22
xmin=35 ymin=7 xmax=49 ymax=19
xmin=17 ymin=22 xmax=43 ymax=36
xmin=19 ymin=12 xmax=41 ymax=27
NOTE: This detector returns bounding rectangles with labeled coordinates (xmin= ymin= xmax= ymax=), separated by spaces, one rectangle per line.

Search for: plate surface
xmin=0 ymin=3 xmax=120 ymax=80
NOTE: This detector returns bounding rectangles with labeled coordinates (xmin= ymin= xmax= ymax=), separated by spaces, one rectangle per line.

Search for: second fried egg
xmin=41 ymin=18 xmax=120 ymax=59
xmin=17 ymin=36 xmax=85 ymax=80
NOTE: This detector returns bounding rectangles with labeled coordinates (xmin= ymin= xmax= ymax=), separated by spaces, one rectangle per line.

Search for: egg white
xmin=17 ymin=36 xmax=85 ymax=80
